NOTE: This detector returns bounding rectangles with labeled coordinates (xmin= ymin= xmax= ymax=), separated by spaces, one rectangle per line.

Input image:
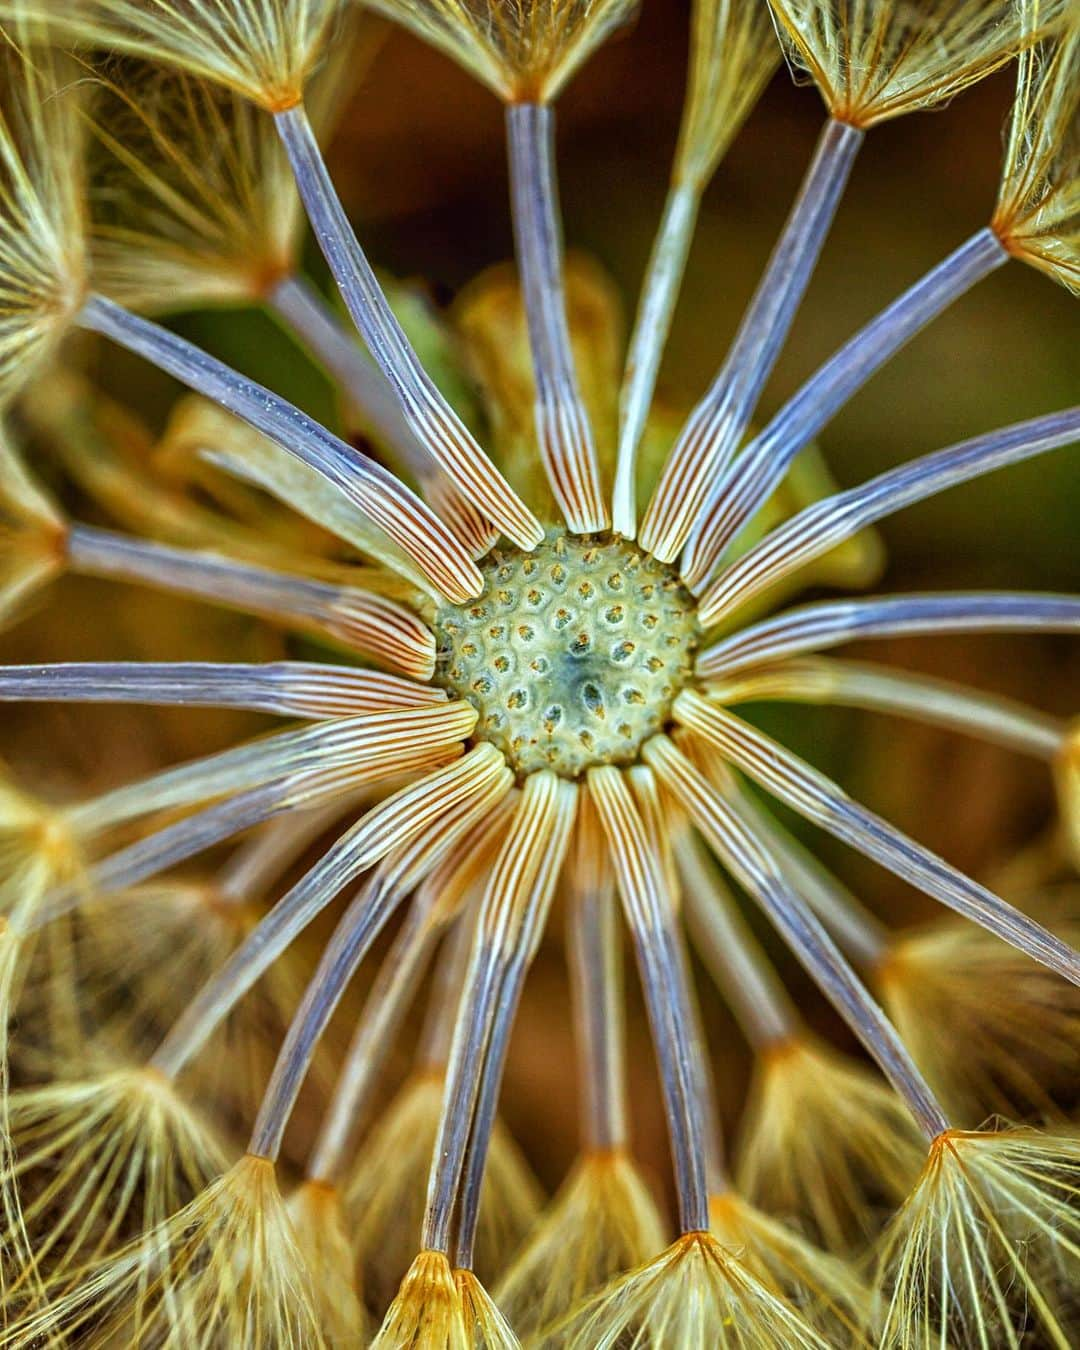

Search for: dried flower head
xmin=0 ymin=2 xmax=1076 ymax=1346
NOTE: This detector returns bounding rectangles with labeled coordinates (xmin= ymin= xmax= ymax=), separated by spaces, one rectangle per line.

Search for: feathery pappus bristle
xmin=735 ymin=1038 xmax=926 ymax=1252
xmin=0 ymin=1067 xmax=226 ymax=1315
xmin=0 ymin=15 xmax=87 ymax=406
xmin=9 ymin=0 xmax=346 ymax=111
xmin=707 ymin=1190 xmax=873 ymax=1340
xmin=3 ymin=1153 xmax=326 ymax=1348
xmin=874 ymin=1128 xmax=1080 ymax=1348
xmin=876 ymin=903 xmax=1080 ymax=1122
xmin=993 ymin=12 xmax=1079 ymax=291
xmin=493 ymin=1150 xmax=667 ymax=1339
xmin=767 ymin=0 xmax=1061 ymax=126
xmin=346 ymin=1072 xmax=543 ymax=1314
xmin=536 ymin=1230 xmax=831 ymax=1349
xmin=370 ymin=1248 xmax=466 ymax=1350
xmin=287 ymin=1179 xmax=368 ymax=1348
xmin=360 ymin=0 xmax=638 ymax=102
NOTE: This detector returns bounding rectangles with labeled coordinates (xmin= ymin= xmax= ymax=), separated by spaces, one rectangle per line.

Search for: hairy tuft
xmin=767 ymin=0 xmax=1062 ymax=126
xmin=874 ymin=1127 xmax=1080 ymax=1348
xmin=735 ymin=1037 xmax=925 ymax=1253
xmin=493 ymin=1149 xmax=667 ymax=1338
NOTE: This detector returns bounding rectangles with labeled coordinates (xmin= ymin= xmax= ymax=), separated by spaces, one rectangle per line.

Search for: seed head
xmin=435 ymin=531 xmax=698 ymax=779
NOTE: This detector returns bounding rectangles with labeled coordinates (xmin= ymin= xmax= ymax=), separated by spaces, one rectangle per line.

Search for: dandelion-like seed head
xmin=0 ymin=0 xmax=1077 ymax=1345
xmin=435 ymin=530 xmax=698 ymax=778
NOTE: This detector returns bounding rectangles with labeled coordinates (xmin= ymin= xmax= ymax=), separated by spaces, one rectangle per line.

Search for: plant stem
xmin=641 ymin=119 xmax=863 ymax=563
xmin=685 ymin=228 xmax=1009 ymax=585
xmin=613 ymin=179 xmax=700 ymax=536
xmin=78 ymin=293 xmax=481 ymax=603
xmin=506 ymin=101 xmax=607 ymax=533
xmin=274 ymin=104 xmax=541 ymax=551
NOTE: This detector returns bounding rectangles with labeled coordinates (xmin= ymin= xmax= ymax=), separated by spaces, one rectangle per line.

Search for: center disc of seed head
xmin=435 ymin=532 xmax=699 ymax=779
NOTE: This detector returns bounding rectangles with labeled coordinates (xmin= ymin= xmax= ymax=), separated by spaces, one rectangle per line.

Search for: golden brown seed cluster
xmin=436 ymin=532 xmax=699 ymax=778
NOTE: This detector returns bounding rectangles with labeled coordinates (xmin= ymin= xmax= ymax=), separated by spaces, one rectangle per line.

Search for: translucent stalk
xmin=454 ymin=780 xmax=577 ymax=1267
xmin=150 ymin=748 xmax=501 ymax=1080
xmin=248 ymin=876 xmax=408 ymax=1160
xmin=698 ymin=592 xmax=1080 ymax=678
xmin=452 ymin=951 xmax=526 ymax=1269
xmin=268 ymin=274 xmax=497 ymax=557
xmin=640 ymin=119 xmax=864 ymax=562
xmin=0 ymin=660 xmax=443 ymax=719
xmin=57 ymin=718 xmax=474 ymax=914
xmin=152 ymin=835 xmax=391 ymax=1083
xmin=698 ymin=404 xmax=1080 ymax=615
xmin=217 ymin=800 xmax=354 ymax=905
xmin=269 ymin=273 xmax=431 ymax=468
xmin=506 ymin=102 xmax=607 ymax=533
xmin=589 ymin=766 xmax=711 ymax=1234
xmin=612 ymin=179 xmax=699 ymax=536
xmin=274 ymin=104 xmax=541 ymax=552
xmin=566 ymin=821 xmax=627 ymax=1149
xmin=306 ymin=784 xmax=514 ymax=1182
xmin=706 ymin=657 xmax=1066 ymax=761
xmin=624 ymin=764 xmax=725 ymax=1190
xmin=675 ymin=827 xmax=798 ymax=1049
xmin=673 ymin=692 xmax=1080 ymax=986
xmin=66 ymin=523 xmax=436 ymax=677
xmin=644 ymin=735 xmax=949 ymax=1140
xmin=78 ymin=293 xmax=482 ymax=603
xmin=684 ymin=228 xmax=1009 ymax=583
xmin=417 ymin=908 xmax=478 ymax=1074
xmin=719 ymin=773 xmax=891 ymax=968
xmin=421 ymin=773 xmax=570 ymax=1254
xmin=63 ymin=701 xmax=474 ymax=838
xmin=306 ymin=898 xmax=443 ymax=1182
xmin=60 ymin=768 xmax=363 ymax=920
